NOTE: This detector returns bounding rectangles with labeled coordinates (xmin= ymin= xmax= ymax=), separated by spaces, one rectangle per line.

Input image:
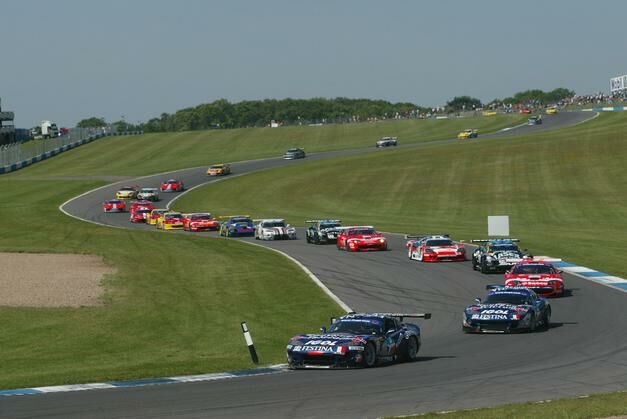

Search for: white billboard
xmin=488 ymin=216 xmax=509 ymax=237
xmin=610 ymin=75 xmax=627 ymax=92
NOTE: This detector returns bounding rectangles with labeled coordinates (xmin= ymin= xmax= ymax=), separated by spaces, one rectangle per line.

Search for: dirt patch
xmin=0 ymin=253 xmax=115 ymax=307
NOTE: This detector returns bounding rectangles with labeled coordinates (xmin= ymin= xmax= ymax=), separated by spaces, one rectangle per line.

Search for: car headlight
xmin=486 ymin=255 xmax=494 ymax=261
xmin=379 ymin=238 xmax=386 ymax=243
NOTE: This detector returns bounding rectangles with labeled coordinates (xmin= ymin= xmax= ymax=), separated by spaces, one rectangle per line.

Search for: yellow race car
xmin=147 ymin=209 xmax=169 ymax=226
xmin=207 ymin=163 xmax=232 ymax=176
xmin=156 ymin=212 xmax=184 ymax=230
xmin=457 ymin=129 xmax=478 ymax=140
xmin=546 ymin=107 xmax=558 ymax=115
xmin=482 ymin=111 xmax=497 ymax=116
xmin=115 ymin=186 xmax=138 ymax=200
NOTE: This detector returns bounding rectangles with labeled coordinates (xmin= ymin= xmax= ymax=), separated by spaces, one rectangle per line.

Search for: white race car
xmin=254 ymin=219 xmax=297 ymax=240
xmin=376 ymin=137 xmax=398 ymax=147
xmin=137 ymin=187 xmax=160 ymax=201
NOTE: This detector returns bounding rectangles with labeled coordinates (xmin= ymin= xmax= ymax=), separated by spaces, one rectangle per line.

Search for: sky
xmin=2 ymin=0 xmax=626 ymax=127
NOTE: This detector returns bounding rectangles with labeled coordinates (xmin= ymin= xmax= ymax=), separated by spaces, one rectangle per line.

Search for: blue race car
xmin=287 ymin=312 xmax=431 ymax=369
xmin=219 ymin=215 xmax=255 ymax=237
xmin=463 ymin=286 xmax=551 ymax=333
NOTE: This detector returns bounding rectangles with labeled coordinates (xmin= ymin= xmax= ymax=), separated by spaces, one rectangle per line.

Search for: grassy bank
xmin=175 ymin=112 xmax=627 ymax=278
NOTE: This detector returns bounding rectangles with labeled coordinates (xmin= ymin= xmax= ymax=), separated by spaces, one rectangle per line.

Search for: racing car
xmin=286 ymin=312 xmax=431 ymax=369
xmin=207 ymin=163 xmax=231 ymax=176
xmin=254 ymin=219 xmax=297 ymax=240
xmin=336 ymin=226 xmax=387 ymax=252
xmin=471 ymin=239 xmax=528 ymax=274
xmin=136 ymin=187 xmax=160 ymax=201
xmin=218 ymin=215 xmax=255 ymax=237
xmin=505 ymin=259 xmax=565 ymax=297
xmin=160 ymin=179 xmax=184 ymax=192
xmin=103 ymin=199 xmax=126 ymax=213
xmin=283 ymin=148 xmax=306 ymax=160
xmin=156 ymin=212 xmax=184 ymax=230
xmin=115 ymin=186 xmax=138 ymax=200
xmin=129 ymin=200 xmax=155 ymax=223
xmin=457 ymin=129 xmax=478 ymax=140
xmin=147 ymin=208 xmax=168 ymax=226
xmin=528 ymin=115 xmax=543 ymax=125
xmin=462 ymin=286 xmax=551 ymax=333
xmin=405 ymin=234 xmax=466 ymax=262
xmin=305 ymin=219 xmax=342 ymax=244
xmin=182 ymin=213 xmax=220 ymax=231
xmin=376 ymin=137 xmax=398 ymax=147
xmin=546 ymin=106 xmax=558 ymax=115
xmin=519 ymin=107 xmax=532 ymax=114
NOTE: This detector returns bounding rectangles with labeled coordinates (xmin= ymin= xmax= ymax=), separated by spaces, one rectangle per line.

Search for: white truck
xmin=32 ymin=120 xmax=59 ymax=139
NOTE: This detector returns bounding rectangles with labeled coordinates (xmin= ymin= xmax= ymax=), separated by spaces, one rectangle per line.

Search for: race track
xmin=4 ymin=111 xmax=627 ymax=419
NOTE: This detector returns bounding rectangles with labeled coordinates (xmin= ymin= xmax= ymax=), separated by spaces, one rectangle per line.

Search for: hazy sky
xmin=2 ymin=0 xmax=625 ymax=127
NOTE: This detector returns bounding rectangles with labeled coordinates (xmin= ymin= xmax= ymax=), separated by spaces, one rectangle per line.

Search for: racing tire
xmin=407 ymin=249 xmax=412 ymax=260
xmin=541 ymin=308 xmax=551 ymax=331
xmin=314 ymin=234 xmax=320 ymax=245
xmin=362 ymin=342 xmax=377 ymax=368
xmin=306 ymin=234 xmax=311 ymax=243
xmin=528 ymin=313 xmax=537 ymax=333
xmin=480 ymin=258 xmax=488 ymax=274
xmin=345 ymin=241 xmax=351 ymax=252
xmin=400 ymin=336 xmax=419 ymax=362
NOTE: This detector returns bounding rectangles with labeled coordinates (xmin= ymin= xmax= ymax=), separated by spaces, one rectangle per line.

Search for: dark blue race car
xmin=287 ymin=312 xmax=431 ymax=369
xmin=219 ymin=215 xmax=255 ymax=237
xmin=463 ymin=286 xmax=551 ymax=333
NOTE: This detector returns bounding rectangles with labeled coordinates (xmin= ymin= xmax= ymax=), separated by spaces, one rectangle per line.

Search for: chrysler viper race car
xmin=219 ymin=215 xmax=255 ymax=237
xmin=505 ymin=259 xmax=565 ymax=297
xmin=129 ymin=201 xmax=155 ymax=223
xmin=147 ymin=209 xmax=168 ymax=226
xmin=471 ymin=239 xmax=528 ymax=273
xmin=115 ymin=186 xmax=138 ymax=200
xmin=463 ymin=286 xmax=551 ymax=333
xmin=376 ymin=137 xmax=398 ymax=147
xmin=160 ymin=179 xmax=184 ymax=192
xmin=137 ymin=187 xmax=160 ymax=201
xmin=254 ymin=219 xmax=296 ymax=240
xmin=156 ymin=212 xmax=184 ymax=230
xmin=287 ymin=312 xmax=431 ymax=368
xmin=182 ymin=213 xmax=220 ymax=231
xmin=457 ymin=129 xmax=478 ymax=140
xmin=283 ymin=148 xmax=306 ymax=159
xmin=103 ymin=199 xmax=126 ymax=213
xmin=206 ymin=163 xmax=231 ymax=176
xmin=405 ymin=234 xmax=465 ymax=262
xmin=305 ymin=219 xmax=342 ymax=244
xmin=336 ymin=226 xmax=387 ymax=251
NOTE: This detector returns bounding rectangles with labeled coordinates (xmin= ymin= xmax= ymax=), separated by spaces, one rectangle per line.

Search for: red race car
xmin=405 ymin=235 xmax=466 ymax=262
xmin=103 ymin=199 xmax=126 ymax=213
xmin=505 ymin=259 xmax=565 ymax=297
xmin=182 ymin=213 xmax=220 ymax=231
xmin=160 ymin=179 xmax=185 ymax=192
xmin=336 ymin=226 xmax=387 ymax=252
xmin=129 ymin=200 xmax=155 ymax=223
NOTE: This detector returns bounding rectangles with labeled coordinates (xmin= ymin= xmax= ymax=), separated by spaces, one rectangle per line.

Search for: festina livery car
xmin=156 ymin=212 xmax=184 ymax=230
xmin=206 ymin=163 xmax=231 ymax=176
xmin=528 ymin=115 xmax=543 ymax=125
xmin=254 ymin=219 xmax=296 ymax=240
xmin=305 ymin=219 xmax=342 ymax=244
xmin=471 ymin=239 xmax=527 ymax=273
xmin=457 ymin=129 xmax=478 ymax=140
xmin=336 ymin=226 xmax=387 ymax=252
xmin=376 ymin=137 xmax=398 ymax=147
xmin=405 ymin=234 xmax=466 ymax=262
xmin=505 ymin=259 xmax=565 ymax=297
xmin=115 ymin=186 xmax=138 ymax=200
xmin=283 ymin=148 xmax=306 ymax=159
xmin=129 ymin=201 xmax=155 ymax=223
xmin=103 ymin=199 xmax=126 ymax=213
xmin=147 ymin=209 xmax=168 ymax=226
xmin=286 ymin=312 xmax=431 ymax=369
xmin=182 ymin=213 xmax=220 ymax=231
xmin=219 ymin=215 xmax=255 ymax=237
xmin=463 ymin=286 xmax=551 ymax=333
xmin=137 ymin=187 xmax=160 ymax=201
xmin=160 ymin=179 xmax=184 ymax=192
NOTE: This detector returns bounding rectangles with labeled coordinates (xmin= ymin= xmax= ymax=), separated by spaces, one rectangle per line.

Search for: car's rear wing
xmin=471 ymin=238 xmax=520 ymax=243
xmin=305 ymin=219 xmax=341 ymax=224
xmin=405 ymin=234 xmax=449 ymax=240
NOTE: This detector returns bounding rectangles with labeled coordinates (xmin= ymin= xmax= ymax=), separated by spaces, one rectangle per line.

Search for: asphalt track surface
xmin=4 ymin=111 xmax=627 ymax=419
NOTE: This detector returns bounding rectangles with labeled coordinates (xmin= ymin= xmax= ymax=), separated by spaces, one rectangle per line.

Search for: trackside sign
xmin=488 ymin=216 xmax=509 ymax=237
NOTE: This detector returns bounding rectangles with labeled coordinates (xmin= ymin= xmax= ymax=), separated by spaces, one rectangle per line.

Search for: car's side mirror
xmin=320 ymin=326 xmax=327 ymax=333
xmin=475 ymin=297 xmax=482 ymax=304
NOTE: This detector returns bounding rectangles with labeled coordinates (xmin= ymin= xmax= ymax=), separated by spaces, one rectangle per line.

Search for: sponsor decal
xmin=304 ymin=340 xmax=337 ymax=346
xmin=472 ymin=314 xmax=509 ymax=320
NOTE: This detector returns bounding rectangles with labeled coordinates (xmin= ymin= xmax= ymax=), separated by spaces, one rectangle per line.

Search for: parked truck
xmin=31 ymin=120 xmax=59 ymax=139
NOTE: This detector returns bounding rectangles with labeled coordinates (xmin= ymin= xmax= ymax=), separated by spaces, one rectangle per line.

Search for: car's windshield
xmin=484 ymin=293 xmax=530 ymax=305
xmin=192 ymin=214 xmax=212 ymax=220
xmin=210 ymin=165 xmax=223 ymax=169
xmin=329 ymin=319 xmax=384 ymax=335
xmin=140 ymin=189 xmax=155 ymax=193
xmin=167 ymin=180 xmax=178 ymax=184
xmin=166 ymin=214 xmax=182 ymax=219
xmin=232 ymin=218 xmax=252 ymax=224
xmin=512 ymin=264 xmax=552 ymax=275
xmin=287 ymin=149 xmax=300 ymax=153
xmin=136 ymin=209 xmax=151 ymax=214
xmin=426 ymin=239 xmax=453 ymax=246
xmin=263 ymin=221 xmax=285 ymax=228
xmin=349 ymin=228 xmax=375 ymax=235
xmin=491 ymin=244 xmax=519 ymax=252
xmin=320 ymin=223 xmax=340 ymax=229
xmin=119 ymin=187 xmax=134 ymax=191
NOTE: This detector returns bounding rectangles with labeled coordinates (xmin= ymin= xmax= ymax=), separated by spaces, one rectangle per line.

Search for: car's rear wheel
xmin=480 ymin=258 xmax=488 ymax=274
xmin=400 ymin=336 xmax=419 ymax=362
xmin=345 ymin=241 xmax=351 ymax=252
xmin=528 ymin=313 xmax=537 ymax=333
xmin=362 ymin=343 xmax=376 ymax=368
xmin=314 ymin=234 xmax=320 ymax=245
xmin=541 ymin=308 xmax=551 ymax=330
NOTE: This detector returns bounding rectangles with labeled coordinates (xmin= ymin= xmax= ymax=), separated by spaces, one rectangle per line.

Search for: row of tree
xmin=77 ymin=88 xmax=577 ymax=132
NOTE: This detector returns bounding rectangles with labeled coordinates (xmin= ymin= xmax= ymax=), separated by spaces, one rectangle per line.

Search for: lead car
xmin=286 ymin=312 xmax=431 ymax=369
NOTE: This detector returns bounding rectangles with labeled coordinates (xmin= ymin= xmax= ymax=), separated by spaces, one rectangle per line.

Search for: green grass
xmin=10 ymin=114 xmax=524 ymax=177
xmin=388 ymin=391 xmax=627 ymax=418
xmin=175 ymin=111 xmax=627 ymax=278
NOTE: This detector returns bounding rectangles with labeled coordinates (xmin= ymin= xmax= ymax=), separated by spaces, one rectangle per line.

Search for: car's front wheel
xmin=400 ymin=336 xmax=419 ymax=362
xmin=362 ymin=342 xmax=376 ymax=368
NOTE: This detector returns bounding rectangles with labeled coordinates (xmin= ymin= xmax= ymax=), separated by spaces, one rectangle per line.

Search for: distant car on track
xmin=287 ymin=312 xmax=431 ymax=369
xmin=207 ymin=163 xmax=231 ymax=176
xmin=129 ymin=200 xmax=155 ymax=223
xmin=160 ymin=179 xmax=184 ymax=193
xmin=254 ymin=219 xmax=297 ymax=240
xmin=405 ymin=234 xmax=466 ymax=262
xmin=520 ymin=107 xmax=532 ymax=114
xmin=462 ymin=286 xmax=551 ymax=333
xmin=336 ymin=226 xmax=387 ymax=252
xmin=103 ymin=199 xmax=126 ymax=213
xmin=505 ymin=259 xmax=565 ymax=297
xmin=115 ymin=186 xmax=138 ymax=200
xmin=376 ymin=137 xmax=398 ymax=147
xmin=147 ymin=209 xmax=168 ymax=226
xmin=528 ymin=115 xmax=543 ymax=125
xmin=305 ymin=219 xmax=342 ymax=244
xmin=457 ymin=129 xmax=478 ymax=140
xmin=283 ymin=148 xmax=306 ymax=160
xmin=182 ymin=213 xmax=220 ymax=231
xmin=546 ymin=106 xmax=558 ymax=115
xmin=137 ymin=187 xmax=160 ymax=201
xmin=471 ymin=239 xmax=528 ymax=274
xmin=219 ymin=215 xmax=255 ymax=237
xmin=156 ymin=212 xmax=184 ymax=230
xmin=482 ymin=111 xmax=497 ymax=116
